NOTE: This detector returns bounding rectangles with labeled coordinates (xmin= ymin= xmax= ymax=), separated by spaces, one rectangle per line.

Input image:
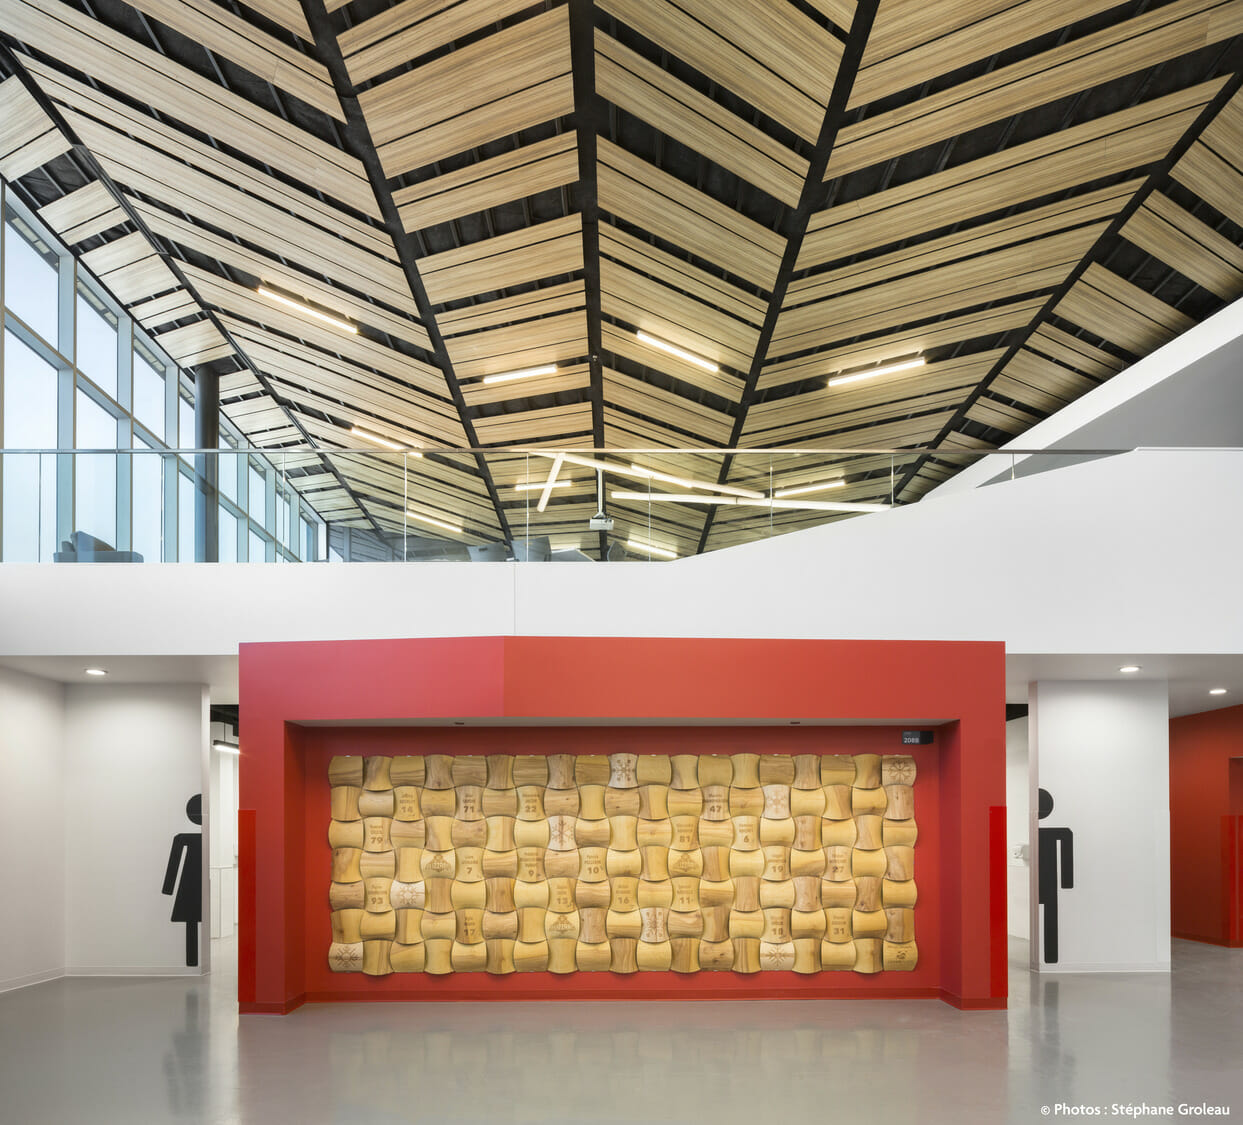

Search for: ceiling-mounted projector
xmin=589 ymin=512 xmax=614 ymax=531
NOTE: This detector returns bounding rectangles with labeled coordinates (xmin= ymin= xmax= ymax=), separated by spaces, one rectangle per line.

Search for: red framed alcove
xmin=238 ymin=636 xmax=1007 ymax=1012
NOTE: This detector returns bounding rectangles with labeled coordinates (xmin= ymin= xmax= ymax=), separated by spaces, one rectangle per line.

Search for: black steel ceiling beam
xmin=0 ymin=38 xmax=391 ymax=544
xmin=299 ymin=0 xmax=514 ymax=547
xmin=695 ymin=0 xmax=882 ymax=556
xmin=567 ymin=0 xmax=608 ymax=558
xmin=890 ymin=55 xmax=1243 ymax=505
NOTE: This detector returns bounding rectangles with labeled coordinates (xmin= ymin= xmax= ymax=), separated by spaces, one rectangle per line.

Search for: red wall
xmin=238 ymin=637 xmax=1006 ymax=1012
xmin=1170 ymin=703 xmax=1243 ymax=946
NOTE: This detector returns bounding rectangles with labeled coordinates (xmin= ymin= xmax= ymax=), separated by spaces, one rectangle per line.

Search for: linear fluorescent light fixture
xmin=257 ymin=287 xmax=358 ymax=334
xmin=481 ymin=365 xmax=558 ymax=386
xmin=773 ymin=479 xmax=847 ymax=498
xmin=827 ymin=357 xmax=925 ymax=388
xmin=532 ymin=452 xmax=763 ymax=499
xmin=514 ymin=481 xmax=572 ymax=492
xmin=212 ymin=740 xmax=240 ymax=755
xmin=351 ymin=426 xmax=424 ymax=457
xmin=84 ymin=667 xmax=108 ymax=676
xmin=1209 ymin=688 xmax=1228 ymax=695
xmin=406 ymin=508 xmax=463 ymax=535
xmin=626 ymin=538 xmax=677 ymax=559
xmin=611 ymin=491 xmax=889 ymax=514
xmin=1119 ymin=665 xmax=1142 ymax=673
xmin=636 ymin=331 xmax=719 ymax=373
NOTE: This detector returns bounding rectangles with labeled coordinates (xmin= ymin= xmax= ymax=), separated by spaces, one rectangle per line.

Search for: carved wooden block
xmin=328 ymin=752 xmax=917 ymax=977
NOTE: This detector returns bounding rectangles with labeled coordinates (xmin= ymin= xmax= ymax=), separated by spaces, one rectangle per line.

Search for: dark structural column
xmin=194 ymin=369 xmax=219 ymax=563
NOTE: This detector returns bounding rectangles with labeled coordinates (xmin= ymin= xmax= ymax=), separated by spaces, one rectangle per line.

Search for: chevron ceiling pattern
xmin=1 ymin=0 xmax=1241 ymax=558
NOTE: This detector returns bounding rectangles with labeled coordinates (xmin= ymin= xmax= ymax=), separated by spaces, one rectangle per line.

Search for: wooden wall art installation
xmin=327 ymin=752 xmax=917 ymax=976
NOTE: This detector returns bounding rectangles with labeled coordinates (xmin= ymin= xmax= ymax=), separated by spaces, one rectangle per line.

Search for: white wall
xmin=0 ymin=449 xmax=1240 ymax=659
xmin=1029 ymin=680 xmax=1170 ymax=972
xmin=208 ymin=721 xmax=238 ymax=940
xmin=63 ymin=683 xmax=209 ymax=975
xmin=0 ymin=666 xmax=66 ymax=991
xmin=1006 ymin=716 xmax=1030 ymax=940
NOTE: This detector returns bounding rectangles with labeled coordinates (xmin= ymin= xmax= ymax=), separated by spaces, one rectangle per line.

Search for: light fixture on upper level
xmin=351 ymin=426 xmax=423 ymax=457
xmin=773 ymin=479 xmax=847 ymax=498
xmin=827 ymin=357 xmax=925 ymax=387
xmin=626 ymin=538 xmax=677 ymax=559
xmin=212 ymin=740 xmax=241 ymax=755
xmin=406 ymin=507 xmax=463 ymax=535
xmin=1209 ymin=688 xmax=1228 ymax=695
xmin=1119 ymin=665 xmax=1142 ymax=673
xmin=481 ymin=365 xmax=558 ymax=385
xmin=257 ymin=287 xmax=357 ymax=334
xmin=84 ymin=667 xmax=108 ymax=676
xmin=636 ymin=331 xmax=719 ymax=373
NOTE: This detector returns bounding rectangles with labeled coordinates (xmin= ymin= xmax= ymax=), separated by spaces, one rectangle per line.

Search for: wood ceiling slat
xmin=1171 ymin=140 xmax=1243 ymax=226
xmin=599 ymin=0 xmax=836 ymax=141
xmin=419 ymin=215 xmax=584 ymax=304
xmin=270 ymin=380 xmax=462 ymax=448
xmin=833 ymin=0 xmax=1238 ymax=174
xmin=130 ymin=289 xmax=199 ymax=330
xmin=965 ymin=397 xmax=1041 ymax=435
xmin=597 ymin=139 xmax=785 ymax=290
xmin=603 ymin=419 xmax=731 ymax=466
xmin=802 ymin=82 xmax=1224 ymax=268
xmin=237 ymin=0 xmax=311 ymax=41
xmin=759 ymin=296 xmax=1045 ymax=391
xmin=805 ymin=0 xmax=857 ymax=32
xmin=991 ymin=349 xmax=1099 ymax=413
xmin=64 ymin=112 xmax=415 ymax=315
xmin=446 ymin=311 xmax=588 ymax=380
xmin=599 ymin=223 xmax=767 ymax=325
xmin=745 ymin=350 xmax=1003 ymax=434
xmin=789 ymin=180 xmax=1137 ymax=306
xmin=1054 ymin=263 xmax=1196 ymax=356
xmin=360 ymin=7 xmax=573 ymax=177
xmin=341 ymin=0 xmax=538 ymax=86
xmin=37 ymin=181 xmax=125 ymax=245
xmin=0 ymin=74 xmax=71 ymax=181
xmin=601 ymin=323 xmax=747 ymax=402
xmin=599 ymin=257 xmax=760 ymax=370
xmin=1027 ymin=324 xmax=1126 ymax=378
xmin=777 ymin=224 xmax=1103 ymax=353
xmin=6 ymin=0 xmax=376 ymax=216
xmin=25 ymin=59 xmax=396 ymax=263
xmin=1121 ymin=192 xmax=1243 ymax=300
xmin=131 ymin=201 xmax=431 ymax=349
xmin=81 ymin=231 xmax=181 ymax=303
xmin=124 ymin=0 xmax=342 ymax=121
xmin=154 ymin=319 xmax=232 ymax=366
xmin=460 ymin=363 xmax=592 ymax=408
xmin=186 ymin=266 xmax=446 ymax=391
xmin=850 ymin=0 xmax=1126 ymax=110
xmin=740 ymin=411 xmax=958 ymax=452
xmin=219 ymin=371 xmax=264 ymax=396
xmin=602 ymin=367 xmax=735 ymax=445
xmin=393 ymin=133 xmax=579 ymax=231
xmin=472 ymin=403 xmax=595 ymax=444
xmin=595 ymin=31 xmax=807 ymax=207
xmin=438 ymin=281 xmax=586 ymax=337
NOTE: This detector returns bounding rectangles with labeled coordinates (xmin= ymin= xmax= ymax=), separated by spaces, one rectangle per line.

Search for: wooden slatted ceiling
xmin=828 ymin=0 xmax=1243 ymax=179
xmin=990 ymin=350 xmax=1100 ymax=415
xmin=472 ymin=402 xmax=595 ymax=446
xmin=154 ymin=319 xmax=233 ymax=367
xmin=0 ymin=74 xmax=71 ymax=181
xmin=24 ymin=58 xmax=395 ymax=264
xmin=443 ymin=310 xmax=589 ymax=381
xmin=121 ymin=0 xmax=342 ymax=121
xmin=79 ymin=230 xmax=181 ymax=305
xmin=62 ymin=110 xmax=416 ymax=317
xmin=599 ymin=257 xmax=759 ymax=372
xmin=802 ymin=81 xmax=1226 ymax=268
xmin=238 ymin=0 xmax=311 ymax=42
xmin=357 ymin=6 xmax=573 ymax=178
xmin=7 ymin=0 xmax=376 ymax=216
xmin=418 ymin=215 xmax=583 ymax=305
xmin=603 ymin=367 xmax=735 ymax=445
xmin=460 ymin=363 xmax=592 ymax=409
xmin=129 ymin=289 xmax=200 ymax=331
xmin=393 ymin=133 xmax=579 ymax=232
xmin=776 ymin=224 xmax=1105 ymax=357
xmin=438 ymin=281 xmax=586 ymax=337
xmin=131 ymin=202 xmax=431 ymax=349
xmin=36 ymin=181 xmax=125 ymax=245
xmin=1171 ymin=87 xmax=1243 ymax=226
xmin=851 ymin=0 xmax=1129 ymax=110
xmin=1027 ymin=324 xmax=1126 ymax=379
xmin=759 ymin=297 xmax=1046 ymax=391
xmin=599 ymin=0 xmax=841 ymax=141
xmin=1121 ymin=192 xmax=1243 ymax=301
xmin=1053 ymin=263 xmax=1196 ymax=356
xmin=597 ymin=139 xmax=785 ymax=290
xmin=340 ymin=0 xmax=538 ymax=86
xmin=601 ymin=323 xmax=747 ymax=402
xmin=595 ymin=31 xmax=808 ymax=207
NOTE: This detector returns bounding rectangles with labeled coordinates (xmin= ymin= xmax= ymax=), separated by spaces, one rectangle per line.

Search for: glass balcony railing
xmin=0 ymin=445 xmax=1227 ymax=563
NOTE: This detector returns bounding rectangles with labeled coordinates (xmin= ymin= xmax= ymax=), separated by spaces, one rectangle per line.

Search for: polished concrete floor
xmin=0 ymin=937 xmax=1239 ymax=1124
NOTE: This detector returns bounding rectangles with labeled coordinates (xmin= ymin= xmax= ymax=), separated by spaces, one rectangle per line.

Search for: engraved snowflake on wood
xmin=884 ymin=758 xmax=917 ymax=785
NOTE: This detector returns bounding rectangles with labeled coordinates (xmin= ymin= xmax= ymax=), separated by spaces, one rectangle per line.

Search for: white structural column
xmin=1029 ymin=680 xmax=1171 ymax=972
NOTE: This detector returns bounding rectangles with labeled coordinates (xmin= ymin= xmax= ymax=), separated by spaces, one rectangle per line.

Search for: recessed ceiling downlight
xmin=1119 ymin=665 xmax=1142 ymax=674
xmin=85 ymin=667 xmax=108 ymax=676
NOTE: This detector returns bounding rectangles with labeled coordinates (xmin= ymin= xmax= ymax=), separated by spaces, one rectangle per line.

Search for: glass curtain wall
xmin=0 ymin=178 xmax=324 ymax=561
